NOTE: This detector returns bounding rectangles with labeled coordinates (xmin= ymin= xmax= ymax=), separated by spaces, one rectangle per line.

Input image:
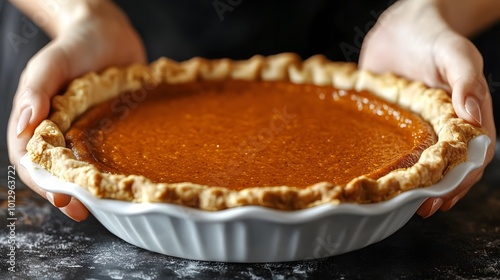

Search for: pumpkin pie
xmin=26 ymin=53 xmax=485 ymax=210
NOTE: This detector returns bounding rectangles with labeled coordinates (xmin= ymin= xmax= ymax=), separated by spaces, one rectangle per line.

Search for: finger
xmin=46 ymin=192 xmax=72 ymax=208
xmin=14 ymin=159 xmax=74 ymax=204
xmin=440 ymin=187 xmax=470 ymax=212
xmin=417 ymin=152 xmax=487 ymax=218
xmin=416 ymin=197 xmax=444 ymax=218
xmin=59 ymin=197 xmax=90 ymax=222
xmin=440 ymin=171 xmax=483 ymax=212
xmin=445 ymin=168 xmax=484 ymax=201
xmin=15 ymin=163 xmax=73 ymax=208
xmin=15 ymin=162 xmax=48 ymax=200
xmin=417 ymin=151 xmax=488 ymax=218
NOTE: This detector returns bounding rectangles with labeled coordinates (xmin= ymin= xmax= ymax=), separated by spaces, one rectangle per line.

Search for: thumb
xmin=434 ymin=32 xmax=487 ymax=127
xmin=13 ymin=40 xmax=71 ymax=137
xmin=8 ymin=39 xmax=75 ymax=210
xmin=427 ymin=31 xmax=496 ymax=214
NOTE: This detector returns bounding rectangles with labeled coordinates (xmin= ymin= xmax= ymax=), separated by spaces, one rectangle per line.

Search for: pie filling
xmin=66 ymin=80 xmax=437 ymax=190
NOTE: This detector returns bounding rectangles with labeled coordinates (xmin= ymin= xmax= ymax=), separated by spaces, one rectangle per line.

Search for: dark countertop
xmin=1 ymin=146 xmax=499 ymax=280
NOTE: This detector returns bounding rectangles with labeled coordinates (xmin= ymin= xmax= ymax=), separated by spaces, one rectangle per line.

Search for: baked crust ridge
xmin=26 ymin=53 xmax=485 ymax=210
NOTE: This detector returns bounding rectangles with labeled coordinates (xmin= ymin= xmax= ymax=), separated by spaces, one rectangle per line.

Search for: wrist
xmin=434 ymin=0 xmax=500 ymax=36
xmin=56 ymin=0 xmax=122 ymax=37
xmin=9 ymin=0 xmax=120 ymax=38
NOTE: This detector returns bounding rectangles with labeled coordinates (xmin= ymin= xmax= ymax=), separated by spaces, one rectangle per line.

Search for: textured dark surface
xmin=0 ymin=146 xmax=499 ymax=280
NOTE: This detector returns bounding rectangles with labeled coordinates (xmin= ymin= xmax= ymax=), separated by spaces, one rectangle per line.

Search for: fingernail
xmin=441 ymin=195 xmax=460 ymax=212
xmin=17 ymin=106 xmax=33 ymax=135
xmin=465 ymin=96 xmax=482 ymax=126
xmin=59 ymin=207 xmax=82 ymax=222
xmin=46 ymin=192 xmax=56 ymax=206
xmin=423 ymin=198 xmax=444 ymax=218
xmin=446 ymin=195 xmax=460 ymax=211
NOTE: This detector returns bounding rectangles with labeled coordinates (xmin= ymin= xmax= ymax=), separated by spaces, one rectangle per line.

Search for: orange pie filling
xmin=65 ymin=80 xmax=437 ymax=190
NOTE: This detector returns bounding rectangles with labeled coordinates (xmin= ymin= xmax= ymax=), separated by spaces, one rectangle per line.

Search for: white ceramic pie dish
xmin=21 ymin=135 xmax=490 ymax=263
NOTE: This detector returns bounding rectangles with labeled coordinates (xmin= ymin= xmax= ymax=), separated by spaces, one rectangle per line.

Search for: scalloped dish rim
xmin=21 ymin=135 xmax=489 ymax=222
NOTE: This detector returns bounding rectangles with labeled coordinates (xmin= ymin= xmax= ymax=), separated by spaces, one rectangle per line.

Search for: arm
xmin=7 ymin=0 xmax=146 ymax=221
xmin=436 ymin=0 xmax=500 ymax=36
xmin=9 ymin=0 xmax=82 ymax=38
xmin=10 ymin=0 xmax=138 ymax=38
xmin=360 ymin=0 xmax=497 ymax=218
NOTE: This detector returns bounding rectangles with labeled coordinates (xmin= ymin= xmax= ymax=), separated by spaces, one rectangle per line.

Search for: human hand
xmin=359 ymin=0 xmax=497 ymax=218
xmin=7 ymin=0 xmax=146 ymax=221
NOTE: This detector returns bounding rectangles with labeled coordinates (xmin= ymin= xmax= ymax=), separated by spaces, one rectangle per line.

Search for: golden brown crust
xmin=26 ymin=53 xmax=485 ymax=210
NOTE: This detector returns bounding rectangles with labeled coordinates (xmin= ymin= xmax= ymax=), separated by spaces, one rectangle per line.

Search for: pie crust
xmin=26 ymin=53 xmax=485 ymax=210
